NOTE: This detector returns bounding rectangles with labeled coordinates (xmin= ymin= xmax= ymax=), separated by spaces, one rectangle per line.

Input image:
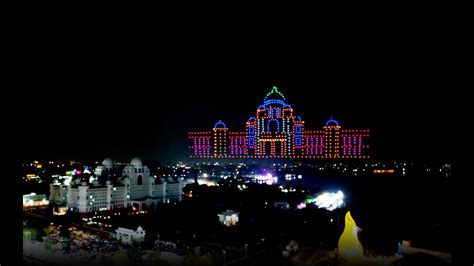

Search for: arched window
xmin=295 ymin=125 xmax=302 ymax=146
xmin=137 ymin=175 xmax=142 ymax=185
xmin=267 ymin=119 xmax=280 ymax=132
xmin=248 ymin=126 xmax=254 ymax=135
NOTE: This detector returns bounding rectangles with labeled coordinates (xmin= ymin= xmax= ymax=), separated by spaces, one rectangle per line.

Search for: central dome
xmin=130 ymin=157 xmax=143 ymax=168
xmin=264 ymin=86 xmax=286 ymax=102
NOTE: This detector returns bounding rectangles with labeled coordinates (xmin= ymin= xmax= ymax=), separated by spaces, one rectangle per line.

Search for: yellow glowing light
xmin=338 ymin=211 xmax=363 ymax=261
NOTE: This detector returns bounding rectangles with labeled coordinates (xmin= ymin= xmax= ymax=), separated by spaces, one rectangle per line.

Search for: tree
xmin=59 ymin=225 xmax=70 ymax=239
xmin=182 ymin=254 xmax=212 ymax=266
xmin=110 ymin=251 xmax=133 ymax=266
xmin=144 ymin=251 xmax=170 ymax=266
xmin=23 ymin=227 xmax=37 ymax=241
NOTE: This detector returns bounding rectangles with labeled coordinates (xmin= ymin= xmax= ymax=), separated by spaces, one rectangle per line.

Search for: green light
xmin=265 ymin=85 xmax=285 ymax=100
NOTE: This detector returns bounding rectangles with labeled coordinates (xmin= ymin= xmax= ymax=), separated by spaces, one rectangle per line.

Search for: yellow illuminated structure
xmin=373 ymin=169 xmax=395 ymax=174
xmin=338 ymin=211 xmax=364 ymax=261
xmin=23 ymin=193 xmax=49 ymax=208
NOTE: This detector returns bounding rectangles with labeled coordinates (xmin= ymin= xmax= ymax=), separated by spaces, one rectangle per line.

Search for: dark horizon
xmin=15 ymin=48 xmax=457 ymax=163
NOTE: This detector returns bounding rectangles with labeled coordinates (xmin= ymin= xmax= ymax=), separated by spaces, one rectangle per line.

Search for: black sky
xmin=14 ymin=31 xmax=458 ymax=163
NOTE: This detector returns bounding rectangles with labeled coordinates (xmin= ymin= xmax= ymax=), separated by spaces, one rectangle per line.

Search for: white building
xmin=115 ymin=226 xmax=146 ymax=243
xmin=218 ymin=209 xmax=239 ymax=226
xmin=49 ymin=157 xmax=183 ymax=213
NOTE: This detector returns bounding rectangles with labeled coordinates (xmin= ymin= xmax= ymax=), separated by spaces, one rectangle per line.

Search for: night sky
xmin=15 ymin=39 xmax=457 ymax=163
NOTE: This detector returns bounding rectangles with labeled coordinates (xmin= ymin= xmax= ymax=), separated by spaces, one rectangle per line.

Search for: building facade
xmin=189 ymin=86 xmax=370 ymax=159
xmin=49 ymin=157 xmax=183 ymax=213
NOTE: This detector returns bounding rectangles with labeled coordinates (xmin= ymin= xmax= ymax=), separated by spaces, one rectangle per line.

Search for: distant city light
xmin=373 ymin=169 xmax=394 ymax=174
xmin=65 ymin=169 xmax=82 ymax=176
xmin=296 ymin=202 xmax=306 ymax=209
xmin=298 ymin=190 xmax=344 ymax=211
xmin=254 ymin=173 xmax=277 ymax=185
xmin=312 ymin=191 xmax=344 ymax=211
xmin=197 ymin=179 xmax=217 ymax=186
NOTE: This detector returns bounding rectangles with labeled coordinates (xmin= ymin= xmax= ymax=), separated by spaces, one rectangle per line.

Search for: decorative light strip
xmin=188 ymin=86 xmax=370 ymax=159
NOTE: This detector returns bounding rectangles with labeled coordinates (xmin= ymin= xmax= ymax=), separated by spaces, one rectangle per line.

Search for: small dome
xmin=102 ymin=158 xmax=113 ymax=168
xmin=130 ymin=157 xmax=142 ymax=168
xmin=213 ymin=120 xmax=227 ymax=129
xmin=325 ymin=117 xmax=339 ymax=126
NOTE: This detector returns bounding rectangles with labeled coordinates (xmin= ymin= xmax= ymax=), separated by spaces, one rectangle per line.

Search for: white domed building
xmin=122 ymin=157 xmax=152 ymax=200
xmin=49 ymin=157 xmax=183 ymax=213
xmin=94 ymin=158 xmax=114 ymax=176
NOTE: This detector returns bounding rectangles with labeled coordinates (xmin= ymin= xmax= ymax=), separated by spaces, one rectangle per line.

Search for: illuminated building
xmin=23 ymin=193 xmax=49 ymax=208
xmin=373 ymin=169 xmax=395 ymax=174
xmin=189 ymin=86 xmax=370 ymax=159
xmin=218 ymin=210 xmax=239 ymax=226
xmin=249 ymin=173 xmax=278 ymax=185
xmin=49 ymin=157 xmax=183 ymax=213
xmin=53 ymin=206 xmax=68 ymax=215
xmin=115 ymin=226 xmax=146 ymax=244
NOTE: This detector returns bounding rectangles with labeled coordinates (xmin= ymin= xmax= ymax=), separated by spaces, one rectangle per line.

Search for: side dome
xmin=130 ymin=157 xmax=143 ymax=168
xmin=325 ymin=117 xmax=339 ymax=126
xmin=102 ymin=158 xmax=113 ymax=168
xmin=214 ymin=120 xmax=227 ymax=129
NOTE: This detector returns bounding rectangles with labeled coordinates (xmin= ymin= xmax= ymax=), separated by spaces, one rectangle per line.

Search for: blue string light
xmin=214 ymin=120 xmax=227 ymax=129
xmin=325 ymin=117 xmax=339 ymax=126
xmin=263 ymin=99 xmax=286 ymax=106
xmin=295 ymin=125 xmax=302 ymax=146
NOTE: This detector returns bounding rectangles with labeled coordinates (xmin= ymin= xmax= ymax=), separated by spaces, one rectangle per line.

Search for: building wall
xmin=49 ymin=185 xmax=68 ymax=205
xmin=152 ymin=184 xmax=166 ymax=202
xmin=111 ymin=186 xmax=129 ymax=209
xmin=166 ymin=182 xmax=182 ymax=202
xmin=124 ymin=165 xmax=151 ymax=200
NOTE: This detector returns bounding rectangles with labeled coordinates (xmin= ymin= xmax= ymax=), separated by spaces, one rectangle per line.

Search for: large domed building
xmin=94 ymin=157 xmax=114 ymax=176
xmin=189 ymin=86 xmax=370 ymax=159
xmin=49 ymin=157 xmax=182 ymax=213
